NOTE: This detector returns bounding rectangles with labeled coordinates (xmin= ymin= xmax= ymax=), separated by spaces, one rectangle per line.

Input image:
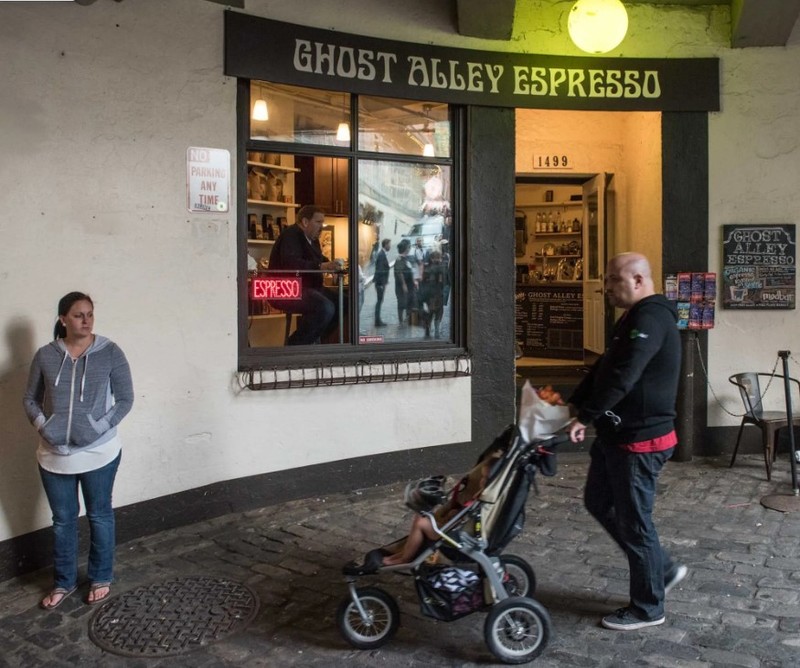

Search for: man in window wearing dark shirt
xmin=567 ymin=252 xmax=687 ymax=631
xmin=268 ymin=205 xmax=342 ymax=345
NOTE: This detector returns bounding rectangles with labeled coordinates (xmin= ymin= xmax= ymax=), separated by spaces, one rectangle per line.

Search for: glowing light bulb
xmin=252 ymin=99 xmax=269 ymax=121
xmin=336 ymin=122 xmax=351 ymax=142
xmin=568 ymin=0 xmax=628 ymax=54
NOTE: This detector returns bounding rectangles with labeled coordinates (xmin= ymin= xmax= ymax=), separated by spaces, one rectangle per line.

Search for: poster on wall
xmin=722 ymin=224 xmax=796 ymax=309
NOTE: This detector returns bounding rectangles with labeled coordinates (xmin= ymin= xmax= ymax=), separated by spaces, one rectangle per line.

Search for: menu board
xmin=722 ymin=224 xmax=796 ymax=309
xmin=515 ymin=284 xmax=583 ymax=359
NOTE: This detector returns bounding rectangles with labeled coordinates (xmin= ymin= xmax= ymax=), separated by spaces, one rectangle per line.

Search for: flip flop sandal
xmin=85 ymin=582 xmax=112 ymax=606
xmin=40 ymin=585 xmax=77 ymax=610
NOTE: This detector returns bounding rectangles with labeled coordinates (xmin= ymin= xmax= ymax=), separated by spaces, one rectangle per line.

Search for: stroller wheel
xmin=484 ymin=596 xmax=551 ymax=664
xmin=500 ymin=554 xmax=536 ymax=597
xmin=337 ymin=587 xmax=399 ymax=650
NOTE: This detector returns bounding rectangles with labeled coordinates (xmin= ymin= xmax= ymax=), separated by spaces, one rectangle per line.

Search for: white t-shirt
xmin=37 ymin=434 xmax=122 ymax=475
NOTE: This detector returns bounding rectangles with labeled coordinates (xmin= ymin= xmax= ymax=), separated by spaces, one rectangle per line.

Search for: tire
xmin=484 ymin=596 xmax=551 ymax=664
xmin=336 ymin=587 xmax=400 ymax=650
xmin=500 ymin=555 xmax=536 ymax=597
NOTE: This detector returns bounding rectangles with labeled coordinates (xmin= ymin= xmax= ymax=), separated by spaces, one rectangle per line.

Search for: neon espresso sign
xmin=251 ymin=277 xmax=302 ymax=300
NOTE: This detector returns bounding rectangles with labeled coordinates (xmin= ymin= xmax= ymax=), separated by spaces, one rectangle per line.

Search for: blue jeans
xmin=584 ymin=439 xmax=675 ymax=620
xmin=39 ymin=453 xmax=121 ymax=589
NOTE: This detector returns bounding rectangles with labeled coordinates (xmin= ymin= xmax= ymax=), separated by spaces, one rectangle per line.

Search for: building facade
xmin=1 ymin=0 xmax=798 ymax=580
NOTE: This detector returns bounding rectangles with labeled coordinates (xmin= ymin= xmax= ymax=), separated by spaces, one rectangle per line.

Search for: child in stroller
xmin=380 ymin=445 xmax=502 ymax=566
xmin=337 ymin=396 xmax=569 ymax=665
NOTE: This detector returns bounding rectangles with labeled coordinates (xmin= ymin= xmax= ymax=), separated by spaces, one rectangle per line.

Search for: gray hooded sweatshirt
xmin=23 ymin=336 xmax=133 ymax=456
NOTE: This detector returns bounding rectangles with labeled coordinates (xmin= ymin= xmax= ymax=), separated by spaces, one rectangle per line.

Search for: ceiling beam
xmin=731 ymin=0 xmax=800 ymax=47
xmin=456 ymin=0 xmax=516 ymax=40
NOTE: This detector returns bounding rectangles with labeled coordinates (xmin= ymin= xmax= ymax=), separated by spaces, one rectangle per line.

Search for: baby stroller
xmin=337 ymin=424 xmax=568 ymax=664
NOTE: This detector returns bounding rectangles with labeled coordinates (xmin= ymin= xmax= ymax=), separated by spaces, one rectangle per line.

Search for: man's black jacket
xmin=268 ymin=223 xmax=328 ymax=291
xmin=569 ymin=294 xmax=681 ymax=445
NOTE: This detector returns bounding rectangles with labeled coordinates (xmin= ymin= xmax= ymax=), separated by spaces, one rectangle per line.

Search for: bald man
xmin=567 ymin=252 xmax=686 ymax=631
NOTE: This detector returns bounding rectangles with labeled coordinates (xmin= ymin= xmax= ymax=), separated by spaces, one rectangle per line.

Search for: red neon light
xmin=251 ymin=277 xmax=302 ymax=300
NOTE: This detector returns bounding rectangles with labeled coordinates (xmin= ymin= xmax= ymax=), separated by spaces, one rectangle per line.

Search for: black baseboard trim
xmin=1 ymin=425 xmax=768 ymax=583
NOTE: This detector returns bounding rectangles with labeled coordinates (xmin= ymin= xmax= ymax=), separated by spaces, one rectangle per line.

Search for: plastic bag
xmin=517 ymin=380 xmax=571 ymax=441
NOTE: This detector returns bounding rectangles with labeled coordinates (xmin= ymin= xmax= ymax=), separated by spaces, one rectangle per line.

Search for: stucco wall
xmin=2 ymin=0 xmax=800 ymax=544
xmin=0 ymin=0 xmax=474 ymax=544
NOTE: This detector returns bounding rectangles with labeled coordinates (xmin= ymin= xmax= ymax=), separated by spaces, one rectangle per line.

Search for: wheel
xmin=484 ymin=596 xmax=551 ymax=664
xmin=500 ymin=554 xmax=536 ymax=597
xmin=336 ymin=587 xmax=399 ymax=650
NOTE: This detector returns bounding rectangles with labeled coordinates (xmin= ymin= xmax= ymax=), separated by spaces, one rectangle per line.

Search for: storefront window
xmin=242 ymin=81 xmax=457 ymax=359
xmin=357 ymin=160 xmax=452 ymax=341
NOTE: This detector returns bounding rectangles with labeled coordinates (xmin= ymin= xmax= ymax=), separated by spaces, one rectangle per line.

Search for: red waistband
xmin=619 ymin=430 xmax=678 ymax=453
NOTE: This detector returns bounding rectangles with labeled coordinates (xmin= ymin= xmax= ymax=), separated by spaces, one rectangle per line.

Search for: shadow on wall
xmin=0 ymin=319 xmax=51 ymax=571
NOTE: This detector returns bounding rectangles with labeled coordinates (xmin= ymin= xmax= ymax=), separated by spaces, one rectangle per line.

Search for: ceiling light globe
xmin=568 ymin=0 xmax=629 ymax=54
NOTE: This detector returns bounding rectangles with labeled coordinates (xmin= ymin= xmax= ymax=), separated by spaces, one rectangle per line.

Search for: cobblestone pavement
xmin=2 ymin=453 xmax=800 ymax=667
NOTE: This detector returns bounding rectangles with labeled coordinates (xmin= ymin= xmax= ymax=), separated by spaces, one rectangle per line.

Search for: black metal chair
xmin=729 ymin=372 xmax=800 ymax=481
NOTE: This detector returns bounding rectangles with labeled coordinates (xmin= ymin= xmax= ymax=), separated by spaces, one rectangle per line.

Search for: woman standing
xmin=23 ymin=292 xmax=133 ymax=610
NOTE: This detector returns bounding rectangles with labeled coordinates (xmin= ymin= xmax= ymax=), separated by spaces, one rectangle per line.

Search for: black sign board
xmin=515 ymin=284 xmax=583 ymax=359
xmin=722 ymin=225 xmax=796 ymax=309
xmin=225 ymin=12 xmax=719 ymax=112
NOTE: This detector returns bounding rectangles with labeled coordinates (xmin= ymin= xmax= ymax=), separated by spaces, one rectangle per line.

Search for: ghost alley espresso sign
xmin=224 ymin=12 xmax=719 ymax=112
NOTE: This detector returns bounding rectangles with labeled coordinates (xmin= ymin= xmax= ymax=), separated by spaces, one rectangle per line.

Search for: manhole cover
xmin=88 ymin=576 xmax=259 ymax=657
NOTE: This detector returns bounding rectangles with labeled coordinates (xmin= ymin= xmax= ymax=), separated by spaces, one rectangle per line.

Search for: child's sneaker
xmin=601 ymin=607 xmax=665 ymax=630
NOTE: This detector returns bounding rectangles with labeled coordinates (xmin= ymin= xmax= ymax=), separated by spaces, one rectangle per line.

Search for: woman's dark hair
xmin=53 ymin=292 xmax=93 ymax=340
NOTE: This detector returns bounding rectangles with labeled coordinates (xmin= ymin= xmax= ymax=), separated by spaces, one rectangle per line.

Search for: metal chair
xmin=728 ymin=372 xmax=800 ymax=480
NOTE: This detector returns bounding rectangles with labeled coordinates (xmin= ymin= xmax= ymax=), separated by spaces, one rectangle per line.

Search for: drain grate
xmin=88 ymin=576 xmax=259 ymax=657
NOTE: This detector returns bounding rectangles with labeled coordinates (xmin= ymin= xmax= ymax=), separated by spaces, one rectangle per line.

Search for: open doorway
xmin=514 ymin=109 xmax=662 ymax=394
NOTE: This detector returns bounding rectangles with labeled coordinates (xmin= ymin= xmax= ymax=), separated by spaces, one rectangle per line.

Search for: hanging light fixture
xmin=336 ymin=121 xmax=351 ymax=142
xmin=421 ymin=104 xmax=435 ymax=157
xmin=336 ymin=93 xmax=351 ymax=143
xmin=568 ymin=0 xmax=629 ymax=54
xmin=252 ymin=83 xmax=269 ymax=121
xmin=252 ymin=99 xmax=269 ymax=121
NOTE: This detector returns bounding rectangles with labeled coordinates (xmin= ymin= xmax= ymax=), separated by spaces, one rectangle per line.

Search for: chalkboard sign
xmin=722 ymin=225 xmax=796 ymax=309
xmin=515 ymin=284 xmax=583 ymax=359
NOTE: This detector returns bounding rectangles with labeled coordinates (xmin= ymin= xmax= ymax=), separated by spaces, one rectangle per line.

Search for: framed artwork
xmin=319 ymin=225 xmax=334 ymax=260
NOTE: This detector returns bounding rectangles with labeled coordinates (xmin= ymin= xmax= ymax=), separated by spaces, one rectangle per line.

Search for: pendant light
xmin=421 ymin=104 xmax=435 ymax=157
xmin=252 ymin=99 xmax=269 ymax=121
xmin=336 ymin=92 xmax=351 ymax=143
xmin=252 ymin=83 xmax=269 ymax=121
xmin=336 ymin=121 xmax=351 ymax=142
xmin=568 ymin=0 xmax=629 ymax=54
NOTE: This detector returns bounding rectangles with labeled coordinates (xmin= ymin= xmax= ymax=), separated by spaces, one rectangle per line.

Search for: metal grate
xmin=88 ymin=576 xmax=259 ymax=658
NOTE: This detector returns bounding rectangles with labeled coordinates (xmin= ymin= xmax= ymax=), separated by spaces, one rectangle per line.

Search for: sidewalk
xmin=2 ymin=452 xmax=800 ymax=667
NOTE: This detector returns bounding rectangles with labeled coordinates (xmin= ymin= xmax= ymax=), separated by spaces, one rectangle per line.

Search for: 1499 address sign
xmin=532 ymin=153 xmax=573 ymax=170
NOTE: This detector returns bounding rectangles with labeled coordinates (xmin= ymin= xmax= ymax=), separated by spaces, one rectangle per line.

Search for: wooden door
xmin=583 ymin=173 xmax=607 ymax=354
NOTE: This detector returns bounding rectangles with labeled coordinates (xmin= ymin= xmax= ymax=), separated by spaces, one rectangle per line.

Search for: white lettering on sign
xmin=293 ymin=39 xmax=397 ymax=82
xmin=187 ymin=147 xmax=230 ymax=213
xmin=289 ymin=38 xmax=668 ymax=102
xmin=513 ymin=67 xmax=661 ymax=99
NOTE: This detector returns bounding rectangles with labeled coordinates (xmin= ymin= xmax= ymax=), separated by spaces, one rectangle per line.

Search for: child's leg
xmin=382 ymin=514 xmax=438 ymax=565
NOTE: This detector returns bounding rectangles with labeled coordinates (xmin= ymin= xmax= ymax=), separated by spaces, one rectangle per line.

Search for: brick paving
xmin=2 ymin=453 xmax=800 ymax=667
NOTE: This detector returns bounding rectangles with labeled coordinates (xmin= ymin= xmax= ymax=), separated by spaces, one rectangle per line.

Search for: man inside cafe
xmin=268 ymin=204 xmax=342 ymax=345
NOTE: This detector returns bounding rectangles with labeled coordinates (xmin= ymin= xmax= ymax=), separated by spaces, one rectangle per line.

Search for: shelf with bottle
xmin=530 ymin=210 xmax=582 ymax=235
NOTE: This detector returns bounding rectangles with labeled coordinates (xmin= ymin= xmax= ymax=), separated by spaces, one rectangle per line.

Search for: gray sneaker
xmin=665 ymin=564 xmax=688 ymax=594
xmin=602 ymin=607 xmax=665 ymax=631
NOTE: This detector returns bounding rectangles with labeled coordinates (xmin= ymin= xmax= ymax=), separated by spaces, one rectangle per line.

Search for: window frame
xmin=237 ymin=79 xmax=467 ymax=371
